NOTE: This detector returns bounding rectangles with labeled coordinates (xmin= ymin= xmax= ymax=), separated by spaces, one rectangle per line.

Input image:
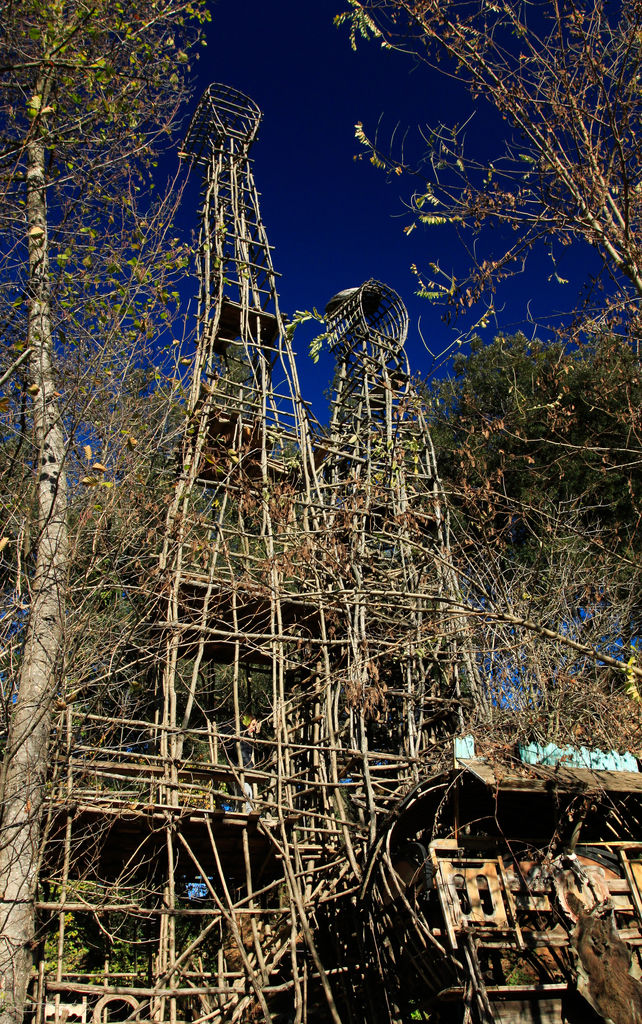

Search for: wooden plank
xmin=497 ymin=856 xmax=524 ymax=948
xmin=458 ymin=759 xmax=642 ymax=794
xmin=491 ymin=998 xmax=562 ymax=1024
xmin=522 ymin=932 xmax=570 ymax=948
xmin=609 ymin=878 xmax=632 ymax=893
xmin=488 ymin=985 xmax=567 ymax=995
xmin=438 ymin=984 xmax=566 ymax=1002
xmin=628 ymin=857 xmax=642 ymax=899
xmin=620 ymin=851 xmax=642 ymax=926
xmin=467 ymin=883 xmax=485 ymax=923
xmin=433 ymin=858 xmax=461 ymax=949
xmin=522 ymin=894 xmax=552 ymax=912
xmin=482 ymin=865 xmax=509 ymax=929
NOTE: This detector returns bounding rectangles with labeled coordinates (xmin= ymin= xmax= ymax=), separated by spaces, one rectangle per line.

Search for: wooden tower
xmin=34 ymin=83 xmax=642 ymax=1024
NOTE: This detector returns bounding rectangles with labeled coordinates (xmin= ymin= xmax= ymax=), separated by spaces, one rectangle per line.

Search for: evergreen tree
xmin=431 ymin=332 xmax=641 ymax=560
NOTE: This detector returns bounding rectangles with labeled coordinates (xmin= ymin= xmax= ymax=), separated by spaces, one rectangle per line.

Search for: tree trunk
xmin=0 ymin=133 xmax=68 ymax=1024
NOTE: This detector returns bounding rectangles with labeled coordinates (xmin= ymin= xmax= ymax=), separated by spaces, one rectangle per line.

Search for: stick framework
xmin=34 ymin=82 xmax=642 ymax=1024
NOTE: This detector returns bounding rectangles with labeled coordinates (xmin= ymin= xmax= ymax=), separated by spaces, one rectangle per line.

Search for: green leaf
xmin=418 ymin=214 xmax=448 ymax=226
xmin=309 ymin=332 xmax=328 ymax=363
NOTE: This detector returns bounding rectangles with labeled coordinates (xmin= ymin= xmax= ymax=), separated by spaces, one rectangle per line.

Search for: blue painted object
xmin=454 ymin=735 xmax=476 ymax=760
xmin=518 ymin=742 xmax=639 ymax=773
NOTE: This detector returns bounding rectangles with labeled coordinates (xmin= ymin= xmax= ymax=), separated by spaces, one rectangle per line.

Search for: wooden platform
xmin=458 ymin=757 xmax=642 ymax=794
xmin=205 ymin=297 xmax=278 ymax=354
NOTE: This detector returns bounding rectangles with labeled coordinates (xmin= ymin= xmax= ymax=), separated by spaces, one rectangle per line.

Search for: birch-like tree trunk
xmin=0 ymin=6 xmax=208 ymax=1019
xmin=0 ymin=132 xmax=68 ymax=1024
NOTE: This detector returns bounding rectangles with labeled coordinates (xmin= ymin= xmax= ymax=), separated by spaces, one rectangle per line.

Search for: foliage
xmin=335 ymin=0 xmax=642 ymax=755
xmin=429 ymin=331 xmax=642 ymax=559
xmin=424 ymin=331 xmax=642 ymax=750
xmin=0 ymin=3 xmax=208 ymax=1020
xmin=285 ymin=308 xmax=329 ymax=362
xmin=0 ymin=0 xmax=208 ymax=721
xmin=338 ymin=0 xmax=642 ymax=348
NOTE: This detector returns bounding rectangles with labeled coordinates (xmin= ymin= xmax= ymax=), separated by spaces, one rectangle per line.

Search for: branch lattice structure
xmin=34 ymin=84 xmax=642 ymax=1024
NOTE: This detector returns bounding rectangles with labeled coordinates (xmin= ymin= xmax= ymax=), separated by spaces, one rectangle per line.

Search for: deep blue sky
xmin=174 ymin=0 xmax=589 ymax=419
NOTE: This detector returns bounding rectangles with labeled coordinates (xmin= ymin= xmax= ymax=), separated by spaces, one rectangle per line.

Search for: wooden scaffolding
xmin=32 ymin=83 xmax=642 ymax=1024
